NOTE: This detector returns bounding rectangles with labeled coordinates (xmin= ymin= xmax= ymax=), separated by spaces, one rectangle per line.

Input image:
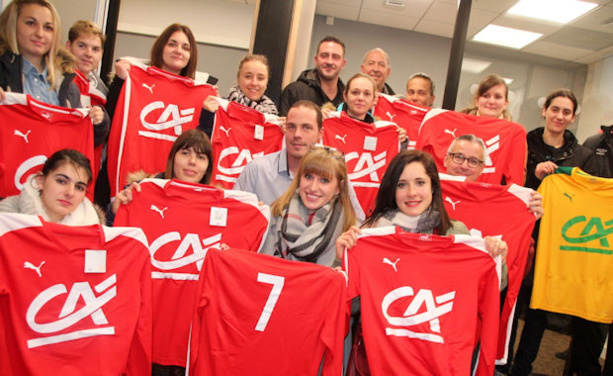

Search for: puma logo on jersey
xmin=150 ymin=232 xmax=222 ymax=279
xmin=382 ymin=286 xmax=455 ymax=344
xmin=444 ymin=128 xmax=457 ymax=138
xmin=24 ymin=261 xmax=45 ymax=277
xmin=444 ymin=197 xmax=460 ymax=210
xmin=335 ymin=134 xmax=347 ymax=144
xmin=150 ymin=205 xmax=168 ymax=218
xmin=386 ymin=112 xmax=396 ymax=122
xmin=26 ymin=274 xmax=117 ymax=348
xmin=142 ymin=83 xmax=156 ymax=94
xmin=14 ymin=129 xmax=31 ymax=143
xmin=40 ymin=111 xmax=52 ymax=120
xmin=383 ymin=257 xmax=400 ymax=272
xmin=564 ymin=192 xmax=575 ymax=202
xmin=220 ymin=125 xmax=232 ymax=137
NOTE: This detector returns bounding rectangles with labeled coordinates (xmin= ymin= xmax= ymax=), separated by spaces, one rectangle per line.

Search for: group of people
xmin=0 ymin=0 xmax=611 ymax=375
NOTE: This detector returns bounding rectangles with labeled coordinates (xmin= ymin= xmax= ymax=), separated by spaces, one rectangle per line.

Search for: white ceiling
xmin=315 ymin=0 xmax=613 ymax=64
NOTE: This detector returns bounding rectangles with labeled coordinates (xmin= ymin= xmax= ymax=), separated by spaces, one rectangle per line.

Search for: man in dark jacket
xmin=278 ymin=36 xmax=346 ymax=116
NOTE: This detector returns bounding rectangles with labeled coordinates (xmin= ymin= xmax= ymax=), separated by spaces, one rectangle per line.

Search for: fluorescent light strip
xmin=472 ymin=25 xmax=543 ymax=49
xmin=507 ymin=0 xmax=598 ymax=24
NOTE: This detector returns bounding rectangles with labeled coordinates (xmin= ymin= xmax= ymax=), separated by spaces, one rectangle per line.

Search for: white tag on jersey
xmin=254 ymin=124 xmax=264 ymax=141
xmin=84 ymin=250 xmax=107 ymax=273
xmin=364 ymin=136 xmax=378 ymax=151
xmin=210 ymin=207 xmax=228 ymax=227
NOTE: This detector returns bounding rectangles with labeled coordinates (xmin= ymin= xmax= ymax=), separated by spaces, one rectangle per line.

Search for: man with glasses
xmin=443 ymin=134 xmax=486 ymax=181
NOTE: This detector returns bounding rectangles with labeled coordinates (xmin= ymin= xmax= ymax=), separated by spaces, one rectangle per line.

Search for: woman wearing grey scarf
xmin=260 ymin=146 xmax=358 ymax=267
xmin=337 ymin=150 xmax=508 ymax=258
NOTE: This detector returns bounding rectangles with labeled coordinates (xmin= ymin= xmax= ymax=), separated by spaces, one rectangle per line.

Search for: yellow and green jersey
xmin=532 ymin=167 xmax=613 ymax=323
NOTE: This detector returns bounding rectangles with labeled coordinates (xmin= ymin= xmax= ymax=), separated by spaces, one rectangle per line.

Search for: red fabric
xmin=415 ymin=109 xmax=527 ymax=185
xmin=114 ymin=178 xmax=270 ymax=367
xmin=373 ymin=94 xmax=429 ymax=149
xmin=188 ymin=248 xmax=346 ymax=376
xmin=0 ymin=94 xmax=93 ymax=199
xmin=106 ymin=65 xmax=216 ymax=197
xmin=440 ymin=177 xmax=537 ymax=364
xmin=344 ymin=227 xmax=500 ymax=376
xmin=0 ymin=213 xmax=152 ymax=375
xmin=210 ymin=101 xmax=283 ymax=189
xmin=322 ymin=112 xmax=400 ymax=215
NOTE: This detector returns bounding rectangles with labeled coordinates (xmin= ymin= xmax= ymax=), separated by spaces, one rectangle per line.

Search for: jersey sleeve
xmin=475 ymin=263 xmax=501 ymax=376
xmin=126 ymin=249 xmax=153 ymax=375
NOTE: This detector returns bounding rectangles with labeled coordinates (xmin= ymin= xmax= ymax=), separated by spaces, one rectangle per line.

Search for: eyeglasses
xmin=309 ymin=144 xmax=345 ymax=159
xmin=448 ymin=152 xmax=484 ymax=168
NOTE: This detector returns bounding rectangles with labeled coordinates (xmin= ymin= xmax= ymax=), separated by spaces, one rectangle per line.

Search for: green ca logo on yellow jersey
xmin=561 ymin=216 xmax=613 ymax=255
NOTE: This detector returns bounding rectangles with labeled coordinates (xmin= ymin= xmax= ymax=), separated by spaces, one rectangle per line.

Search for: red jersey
xmin=373 ymin=93 xmax=430 ymax=149
xmin=0 ymin=93 xmax=93 ymax=198
xmin=114 ymin=178 xmax=270 ymax=367
xmin=415 ymin=109 xmax=526 ymax=185
xmin=188 ymin=248 xmax=346 ymax=376
xmin=440 ymin=175 xmax=537 ymax=364
xmin=211 ymin=99 xmax=284 ymax=189
xmin=74 ymin=69 xmax=107 ymax=108
xmin=106 ymin=64 xmax=216 ymax=197
xmin=322 ymin=111 xmax=400 ymax=215
xmin=0 ymin=213 xmax=152 ymax=375
xmin=344 ymin=227 xmax=500 ymax=376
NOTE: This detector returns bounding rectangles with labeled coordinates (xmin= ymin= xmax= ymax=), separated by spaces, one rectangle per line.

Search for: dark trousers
xmin=512 ymin=307 xmax=548 ymax=376
xmin=564 ymin=317 xmax=608 ymax=376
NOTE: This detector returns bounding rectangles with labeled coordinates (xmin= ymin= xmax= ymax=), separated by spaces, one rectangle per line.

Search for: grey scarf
xmin=376 ymin=208 xmax=441 ymax=234
xmin=227 ymin=85 xmax=278 ymax=115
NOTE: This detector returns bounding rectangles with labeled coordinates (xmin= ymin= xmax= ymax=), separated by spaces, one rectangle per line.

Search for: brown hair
xmin=543 ymin=88 xmax=578 ymax=115
xmin=150 ymin=23 xmax=197 ymax=79
xmin=42 ymin=149 xmax=92 ymax=184
xmin=343 ymin=73 xmax=376 ymax=96
xmin=289 ymin=100 xmax=323 ymax=130
xmin=271 ymin=147 xmax=357 ymax=231
xmin=363 ymin=150 xmax=453 ymax=234
xmin=68 ymin=20 xmax=105 ymax=46
xmin=0 ymin=0 xmax=62 ymax=86
xmin=317 ymin=35 xmax=345 ymax=56
xmin=164 ymin=129 xmax=213 ymax=184
xmin=461 ymin=74 xmax=512 ymax=121
xmin=237 ymin=54 xmax=270 ymax=79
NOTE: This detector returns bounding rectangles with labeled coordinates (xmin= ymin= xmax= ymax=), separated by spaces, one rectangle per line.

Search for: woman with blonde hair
xmin=260 ymin=145 xmax=357 ymax=267
xmin=0 ymin=0 xmax=108 ymax=144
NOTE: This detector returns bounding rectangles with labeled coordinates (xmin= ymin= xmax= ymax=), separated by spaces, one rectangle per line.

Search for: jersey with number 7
xmin=188 ymin=248 xmax=346 ymax=376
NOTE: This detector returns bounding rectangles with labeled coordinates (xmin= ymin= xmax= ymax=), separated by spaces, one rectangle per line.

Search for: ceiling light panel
xmin=507 ymin=0 xmax=598 ymax=24
xmin=472 ymin=25 xmax=543 ymax=49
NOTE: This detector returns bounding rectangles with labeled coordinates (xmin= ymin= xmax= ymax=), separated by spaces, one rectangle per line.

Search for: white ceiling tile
xmin=315 ymin=2 xmax=360 ymax=21
xmin=358 ymin=10 xmax=422 ymax=31
xmin=423 ymin=2 xmax=457 ymax=23
xmin=471 ymin=0 xmax=517 ymax=13
xmin=522 ymin=41 xmax=594 ymax=61
xmin=414 ymin=19 xmax=456 ymax=37
xmin=570 ymin=4 xmax=613 ymax=34
xmin=361 ymin=0 xmax=433 ymax=18
xmin=494 ymin=15 xmax=561 ymax=34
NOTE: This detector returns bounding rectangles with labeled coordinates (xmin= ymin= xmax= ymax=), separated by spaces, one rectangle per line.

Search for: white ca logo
xmin=149 ymin=232 xmax=221 ymax=280
xmin=381 ymin=286 xmax=455 ymax=343
xmin=346 ymin=151 xmax=387 ymax=184
xmin=26 ymin=274 xmax=117 ymax=348
xmin=482 ymin=135 xmax=500 ymax=174
xmin=15 ymin=155 xmax=47 ymax=191
xmin=215 ymin=147 xmax=264 ymax=183
xmin=138 ymin=101 xmax=195 ymax=141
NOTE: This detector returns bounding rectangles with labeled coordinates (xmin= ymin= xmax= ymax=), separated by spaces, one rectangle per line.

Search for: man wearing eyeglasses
xmin=443 ymin=134 xmax=486 ymax=181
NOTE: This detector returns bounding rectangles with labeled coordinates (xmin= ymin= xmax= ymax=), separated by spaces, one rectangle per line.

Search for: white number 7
xmin=255 ymin=273 xmax=285 ymax=332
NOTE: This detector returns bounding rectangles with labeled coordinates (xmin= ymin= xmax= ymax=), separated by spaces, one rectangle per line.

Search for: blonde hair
xmin=271 ymin=148 xmax=357 ymax=231
xmin=0 ymin=0 xmax=63 ymax=87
